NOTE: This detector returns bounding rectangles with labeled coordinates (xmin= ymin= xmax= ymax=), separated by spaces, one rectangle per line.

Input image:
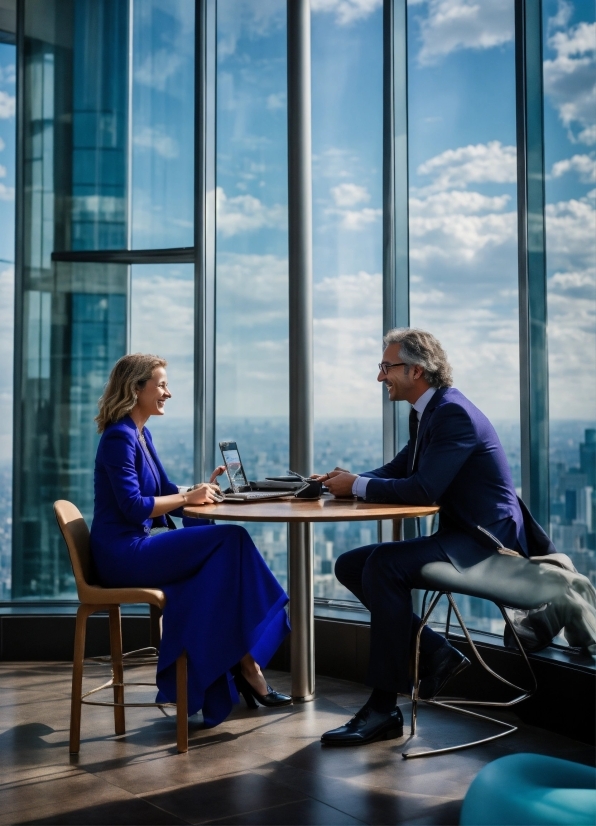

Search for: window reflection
xmin=543 ymin=0 xmax=596 ymax=588
xmin=0 ymin=41 xmax=14 ymax=599
xmin=408 ymin=0 xmax=519 ymax=633
xmin=130 ymin=263 xmax=195 ymax=486
xmin=131 ymin=0 xmax=194 ymax=249
xmin=311 ymin=3 xmax=383 ymax=602
xmin=215 ymin=0 xmax=289 ymax=587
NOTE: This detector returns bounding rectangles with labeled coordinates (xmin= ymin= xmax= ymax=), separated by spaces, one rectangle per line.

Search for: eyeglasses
xmin=378 ymin=361 xmax=407 ymax=375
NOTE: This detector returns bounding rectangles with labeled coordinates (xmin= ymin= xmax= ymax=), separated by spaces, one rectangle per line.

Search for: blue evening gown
xmin=90 ymin=415 xmax=290 ymax=727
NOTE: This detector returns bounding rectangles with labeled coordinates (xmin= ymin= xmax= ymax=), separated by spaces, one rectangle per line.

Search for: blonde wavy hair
xmin=384 ymin=328 xmax=453 ymax=388
xmin=95 ymin=353 xmax=167 ymax=433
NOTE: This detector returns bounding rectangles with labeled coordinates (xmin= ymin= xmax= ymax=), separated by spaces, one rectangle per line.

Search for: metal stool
xmin=403 ymin=551 xmax=587 ymax=759
xmin=54 ymin=500 xmax=188 ymax=754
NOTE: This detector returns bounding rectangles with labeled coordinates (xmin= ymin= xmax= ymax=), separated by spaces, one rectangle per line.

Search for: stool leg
xmin=70 ymin=604 xmax=93 ymax=754
xmin=176 ymin=651 xmax=188 ymax=754
xmin=108 ymin=606 xmax=125 ymax=736
xmin=150 ymin=604 xmax=162 ymax=652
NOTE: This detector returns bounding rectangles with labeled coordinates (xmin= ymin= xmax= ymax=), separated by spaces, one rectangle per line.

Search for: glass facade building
xmin=1 ymin=1 xmax=594 ymax=634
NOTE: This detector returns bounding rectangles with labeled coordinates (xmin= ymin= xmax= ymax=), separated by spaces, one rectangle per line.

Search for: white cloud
xmin=542 ymin=196 xmax=596 ymax=297
xmin=0 ymin=138 xmax=5 ymax=153
xmin=543 ymin=21 xmax=596 ymax=145
xmin=0 ymin=90 xmax=15 ymax=119
xmin=414 ymin=0 xmax=514 ymax=66
xmin=410 ymin=190 xmax=511 ymax=216
xmin=548 ymin=1 xmax=573 ymax=33
xmin=0 ymin=64 xmax=15 ymax=86
xmin=330 ymin=183 xmax=370 ymax=207
xmin=311 ymin=0 xmax=382 ymax=26
xmin=326 ymin=206 xmax=382 ymax=230
xmin=216 ymin=252 xmax=289 ymax=417
xmin=417 ymin=141 xmax=517 ymax=191
xmin=134 ymin=51 xmax=184 ymax=92
xmin=0 ymin=183 xmax=14 ymax=201
xmin=130 ymin=270 xmax=194 ymax=418
xmin=216 ymin=187 xmax=286 ymax=236
xmin=313 ymin=271 xmax=383 ymax=418
xmin=547 ymin=263 xmax=596 ymax=419
xmin=133 ymin=126 xmax=179 ymax=159
xmin=217 ymin=1 xmax=285 ymax=60
xmin=266 ymin=92 xmax=286 ymax=111
xmin=552 ymin=154 xmax=596 ymax=184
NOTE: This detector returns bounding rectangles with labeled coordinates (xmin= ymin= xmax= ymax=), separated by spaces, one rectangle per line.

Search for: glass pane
xmin=23 ymin=0 xmax=129 ymax=258
xmin=0 ymin=41 xmax=15 ymax=600
xmin=131 ymin=0 xmax=194 ymax=249
xmin=130 ymin=263 xmax=195 ymax=486
xmin=543 ymin=0 xmax=596 ymax=586
xmin=14 ymin=262 xmax=127 ymax=598
xmin=70 ymin=0 xmax=129 ymax=250
xmin=215 ymin=0 xmax=289 ymax=589
xmin=311 ymin=2 xmax=383 ymax=603
xmin=408 ymin=0 xmax=519 ymax=633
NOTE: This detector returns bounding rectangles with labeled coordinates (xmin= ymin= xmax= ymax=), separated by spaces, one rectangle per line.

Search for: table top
xmin=184 ymin=494 xmax=439 ymax=524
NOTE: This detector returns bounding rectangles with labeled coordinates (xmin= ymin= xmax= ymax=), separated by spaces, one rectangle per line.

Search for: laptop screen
xmin=219 ymin=442 xmax=250 ymax=492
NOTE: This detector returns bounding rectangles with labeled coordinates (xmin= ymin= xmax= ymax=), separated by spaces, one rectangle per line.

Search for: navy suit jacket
xmin=362 ymin=387 xmax=555 ymax=570
xmin=90 ymin=415 xmax=181 ymax=555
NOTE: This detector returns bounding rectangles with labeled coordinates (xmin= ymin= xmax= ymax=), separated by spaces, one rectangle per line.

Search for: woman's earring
xmin=133 ymin=393 xmax=138 ymax=404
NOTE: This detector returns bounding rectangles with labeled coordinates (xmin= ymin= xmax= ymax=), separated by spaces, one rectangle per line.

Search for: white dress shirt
xmin=352 ymin=387 xmax=437 ymax=499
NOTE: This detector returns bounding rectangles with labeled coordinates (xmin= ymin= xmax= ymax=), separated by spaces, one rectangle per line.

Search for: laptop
xmin=219 ymin=441 xmax=295 ymax=502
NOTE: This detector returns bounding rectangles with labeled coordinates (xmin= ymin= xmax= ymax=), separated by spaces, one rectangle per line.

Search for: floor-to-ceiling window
xmin=543 ymin=0 xmax=596 ymax=587
xmin=9 ymin=0 xmax=595 ymax=626
xmin=214 ymin=0 xmax=289 ymax=588
xmin=407 ymin=0 xmax=521 ymax=632
xmin=311 ymin=0 xmax=383 ymax=604
xmin=0 ymin=38 xmax=15 ymax=600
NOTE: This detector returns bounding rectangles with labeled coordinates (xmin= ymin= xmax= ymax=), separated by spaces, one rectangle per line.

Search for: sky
xmin=0 ymin=0 xmax=593 ymax=467
xmin=211 ymin=0 xmax=595 ymax=428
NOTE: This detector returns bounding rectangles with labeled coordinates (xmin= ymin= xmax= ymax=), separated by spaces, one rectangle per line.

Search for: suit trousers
xmin=335 ymin=537 xmax=452 ymax=694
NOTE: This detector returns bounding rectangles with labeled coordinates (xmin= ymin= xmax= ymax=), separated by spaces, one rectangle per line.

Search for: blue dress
xmin=90 ymin=415 xmax=290 ymax=727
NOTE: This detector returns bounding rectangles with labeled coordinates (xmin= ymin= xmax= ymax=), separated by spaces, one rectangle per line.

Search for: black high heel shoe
xmin=231 ymin=665 xmax=292 ymax=708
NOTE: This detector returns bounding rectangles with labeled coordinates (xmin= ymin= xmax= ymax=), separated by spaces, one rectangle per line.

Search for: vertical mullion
xmin=516 ymin=0 xmax=549 ymax=527
xmin=287 ymin=0 xmax=313 ymax=480
xmin=194 ymin=0 xmax=216 ymax=482
xmin=11 ymin=0 xmax=26 ymax=597
xmin=383 ymin=0 xmax=409 ymax=465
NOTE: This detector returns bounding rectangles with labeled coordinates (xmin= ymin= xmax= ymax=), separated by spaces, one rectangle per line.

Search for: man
xmin=317 ymin=328 xmax=555 ymax=746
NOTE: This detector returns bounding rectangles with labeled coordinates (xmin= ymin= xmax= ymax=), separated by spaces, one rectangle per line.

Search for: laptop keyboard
xmin=224 ymin=491 xmax=292 ymax=501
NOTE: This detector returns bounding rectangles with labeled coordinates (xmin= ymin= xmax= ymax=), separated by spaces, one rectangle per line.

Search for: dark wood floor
xmin=0 ymin=662 xmax=593 ymax=825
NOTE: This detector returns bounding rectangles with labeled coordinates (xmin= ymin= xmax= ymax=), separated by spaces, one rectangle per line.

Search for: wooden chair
xmin=53 ymin=500 xmax=188 ymax=754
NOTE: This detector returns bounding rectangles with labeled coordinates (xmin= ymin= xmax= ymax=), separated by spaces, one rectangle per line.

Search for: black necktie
xmin=409 ymin=407 xmax=420 ymax=473
xmin=409 ymin=406 xmax=418 ymax=445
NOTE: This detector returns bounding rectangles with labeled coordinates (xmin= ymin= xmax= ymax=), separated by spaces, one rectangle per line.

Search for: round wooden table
xmin=184 ymin=495 xmax=439 ymax=701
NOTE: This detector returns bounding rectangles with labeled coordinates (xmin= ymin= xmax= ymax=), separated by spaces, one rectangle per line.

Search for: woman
xmin=90 ymin=353 xmax=291 ymax=727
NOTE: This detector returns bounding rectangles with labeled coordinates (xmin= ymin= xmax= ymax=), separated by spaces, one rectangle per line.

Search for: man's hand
xmin=324 ymin=470 xmax=358 ymax=498
xmin=311 ymin=466 xmax=350 ymax=481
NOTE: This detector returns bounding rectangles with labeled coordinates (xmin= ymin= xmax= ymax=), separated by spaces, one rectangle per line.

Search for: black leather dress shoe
xmin=418 ymin=644 xmax=470 ymax=700
xmin=321 ymin=705 xmax=403 ymax=746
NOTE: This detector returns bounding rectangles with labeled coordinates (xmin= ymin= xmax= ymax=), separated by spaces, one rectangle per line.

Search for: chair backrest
xmin=54 ymin=500 xmax=93 ymax=599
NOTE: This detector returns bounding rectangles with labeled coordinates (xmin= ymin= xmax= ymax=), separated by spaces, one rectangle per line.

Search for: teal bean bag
xmin=460 ymin=753 xmax=596 ymax=825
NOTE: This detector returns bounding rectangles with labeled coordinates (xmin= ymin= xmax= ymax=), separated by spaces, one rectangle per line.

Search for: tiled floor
xmin=0 ymin=662 xmax=593 ymax=825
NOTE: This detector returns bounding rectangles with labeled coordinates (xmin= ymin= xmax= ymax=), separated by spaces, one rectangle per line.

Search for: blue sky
xmin=0 ymin=0 xmax=593 ymax=467
xmin=210 ymin=0 xmax=594 ymax=426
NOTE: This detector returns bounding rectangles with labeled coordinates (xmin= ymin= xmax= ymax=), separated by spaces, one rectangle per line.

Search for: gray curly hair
xmin=383 ymin=328 xmax=453 ymax=388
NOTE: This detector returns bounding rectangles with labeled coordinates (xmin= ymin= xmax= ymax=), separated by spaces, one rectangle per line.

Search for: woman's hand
xmin=209 ymin=465 xmax=227 ymax=484
xmin=186 ymin=483 xmax=221 ymax=505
